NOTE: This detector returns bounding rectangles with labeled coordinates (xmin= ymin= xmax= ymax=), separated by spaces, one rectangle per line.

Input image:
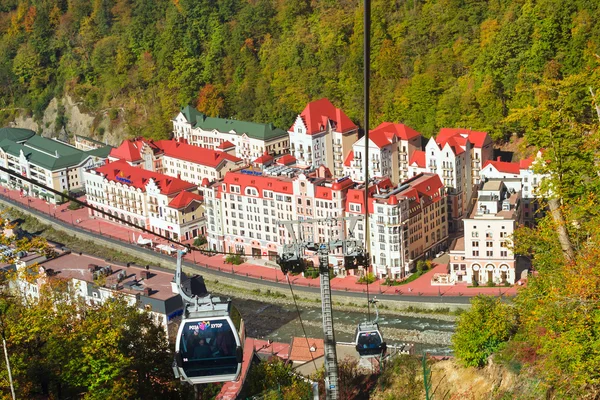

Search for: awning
xmin=136 ymin=235 xmax=153 ymax=246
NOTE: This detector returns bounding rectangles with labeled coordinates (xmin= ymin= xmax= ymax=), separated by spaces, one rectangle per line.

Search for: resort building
xmin=172 ymin=106 xmax=289 ymax=162
xmin=448 ymin=179 xmax=523 ymax=285
xmin=288 ymin=98 xmax=358 ymax=178
xmin=84 ymin=160 xmax=205 ymax=241
xmin=0 ymin=128 xmax=111 ymax=203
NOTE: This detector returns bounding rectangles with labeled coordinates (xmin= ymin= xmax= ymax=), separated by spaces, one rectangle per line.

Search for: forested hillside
xmin=0 ymin=0 xmax=599 ymax=140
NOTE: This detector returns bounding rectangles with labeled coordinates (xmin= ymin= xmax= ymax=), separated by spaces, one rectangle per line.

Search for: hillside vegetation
xmin=0 ymin=0 xmax=599 ymax=140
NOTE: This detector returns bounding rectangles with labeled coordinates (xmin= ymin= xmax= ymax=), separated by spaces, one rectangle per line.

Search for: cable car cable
xmin=0 ymin=165 xmax=277 ymax=258
xmin=286 ymin=275 xmax=318 ymax=373
xmin=363 ymin=0 xmax=372 ymax=324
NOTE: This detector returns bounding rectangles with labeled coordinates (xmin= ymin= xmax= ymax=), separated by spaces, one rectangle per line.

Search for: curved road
xmin=2 ymin=196 xmax=490 ymax=305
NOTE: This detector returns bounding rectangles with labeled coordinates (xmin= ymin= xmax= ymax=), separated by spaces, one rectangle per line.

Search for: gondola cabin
xmin=355 ymin=322 xmax=386 ymax=358
xmin=174 ymin=302 xmax=245 ymax=384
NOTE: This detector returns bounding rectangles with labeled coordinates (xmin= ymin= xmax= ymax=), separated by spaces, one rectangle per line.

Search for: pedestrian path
xmin=0 ymin=188 xmax=518 ymax=298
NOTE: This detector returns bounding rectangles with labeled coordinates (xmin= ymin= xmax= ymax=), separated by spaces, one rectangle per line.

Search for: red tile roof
xmin=343 ymin=150 xmax=354 ymax=167
xmin=372 ymin=122 xmax=421 ymax=141
xmin=291 ymin=98 xmax=357 ymax=135
xmin=253 ymin=152 xmax=274 ymax=165
xmin=482 ymin=160 xmax=521 ymax=175
xmin=289 ymin=337 xmax=324 ymax=362
xmin=409 ymin=150 xmax=426 ymax=168
xmin=217 ymin=140 xmax=235 ymax=150
xmin=156 ymin=140 xmax=242 ymax=168
xmin=436 ymin=128 xmax=489 ymax=149
xmin=223 ymin=171 xmax=294 ymax=196
xmin=519 ymin=156 xmax=534 ymax=169
xmin=345 ymin=179 xmax=394 ymax=213
xmin=276 ymin=154 xmax=296 ymax=165
xmin=167 ymin=191 xmax=203 ymax=209
xmin=94 ymin=160 xmax=196 ymax=195
xmin=109 ymin=138 xmax=163 ymax=162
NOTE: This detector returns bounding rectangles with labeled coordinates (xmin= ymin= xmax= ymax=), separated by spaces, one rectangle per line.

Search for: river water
xmin=227 ymin=296 xmax=455 ymax=356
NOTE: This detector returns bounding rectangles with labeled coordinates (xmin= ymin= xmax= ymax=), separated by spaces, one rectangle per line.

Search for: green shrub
xmin=67 ymin=200 xmax=82 ymax=210
xmin=357 ymin=272 xmax=376 ymax=284
xmin=193 ymin=236 xmax=207 ymax=246
xmin=225 ymin=254 xmax=244 ymax=265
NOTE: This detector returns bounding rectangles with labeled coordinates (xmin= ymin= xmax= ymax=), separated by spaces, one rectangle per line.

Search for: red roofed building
xmin=220 ymin=170 xmax=295 ymax=258
xmin=289 ymin=98 xmax=358 ymax=178
xmin=479 ymin=151 xmax=548 ymax=227
xmin=289 ymin=337 xmax=325 ymax=364
xmin=84 ymin=160 xmax=205 ymax=240
xmin=108 ymin=137 xmax=165 ymax=172
xmin=435 ymin=128 xmax=493 ymax=185
xmin=345 ymin=173 xmax=447 ymax=279
xmin=345 ymin=122 xmax=423 ymax=184
xmin=157 ymin=140 xmax=243 ymax=186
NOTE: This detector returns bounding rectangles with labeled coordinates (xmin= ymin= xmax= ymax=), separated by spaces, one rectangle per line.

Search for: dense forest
xmin=0 ymin=0 xmax=599 ymax=140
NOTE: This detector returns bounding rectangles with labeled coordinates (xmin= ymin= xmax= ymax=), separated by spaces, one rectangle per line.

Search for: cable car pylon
xmin=277 ymin=215 xmax=368 ymax=400
xmin=172 ymin=251 xmax=246 ymax=386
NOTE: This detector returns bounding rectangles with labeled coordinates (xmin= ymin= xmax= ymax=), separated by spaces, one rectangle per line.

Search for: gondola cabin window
xmin=179 ymin=319 xmax=238 ymax=378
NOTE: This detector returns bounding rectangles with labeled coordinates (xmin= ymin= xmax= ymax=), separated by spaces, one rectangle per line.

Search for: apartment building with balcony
xmin=172 ymin=105 xmax=289 ymax=162
xmin=344 ymin=122 xmax=422 ymax=184
xmin=345 ymin=173 xmax=447 ymax=279
xmin=288 ymin=98 xmax=358 ymax=177
xmin=435 ymin=128 xmax=493 ymax=185
xmin=219 ymin=169 xmax=297 ymax=259
xmin=0 ymin=128 xmax=111 ymax=203
xmin=408 ymin=134 xmax=472 ymax=233
xmin=448 ymin=179 xmax=522 ymax=285
xmin=84 ymin=160 xmax=205 ymax=241
xmin=479 ymin=152 xmax=547 ymax=226
xmin=201 ymin=179 xmax=226 ymax=252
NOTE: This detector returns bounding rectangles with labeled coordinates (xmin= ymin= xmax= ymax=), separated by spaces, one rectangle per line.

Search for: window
xmin=472 ymin=250 xmax=479 ymax=257
xmin=472 ymin=241 xmax=479 ymax=247
xmin=500 ymin=250 xmax=508 ymax=257
xmin=486 ymin=251 xmax=493 ymax=257
xmin=486 ymin=241 xmax=493 ymax=247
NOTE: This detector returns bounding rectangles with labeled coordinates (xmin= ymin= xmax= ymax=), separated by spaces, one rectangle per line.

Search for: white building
xmin=479 ymin=152 xmax=547 ymax=226
xmin=288 ymin=98 xmax=358 ymax=178
xmin=172 ymin=106 xmax=289 ymax=162
xmin=449 ymin=179 xmax=522 ymax=285
xmin=0 ymin=128 xmax=111 ymax=203
xmin=345 ymin=173 xmax=448 ymax=279
xmin=9 ymin=251 xmax=185 ymax=338
xmin=344 ymin=122 xmax=422 ymax=184
xmin=84 ymin=160 xmax=205 ymax=241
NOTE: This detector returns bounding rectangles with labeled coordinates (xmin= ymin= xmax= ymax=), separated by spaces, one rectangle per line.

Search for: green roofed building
xmin=172 ymin=105 xmax=289 ymax=163
xmin=0 ymin=131 xmax=111 ymax=203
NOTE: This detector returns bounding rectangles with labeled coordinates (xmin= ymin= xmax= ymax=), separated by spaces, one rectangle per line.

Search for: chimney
xmin=497 ymin=156 xmax=501 ymax=162
xmin=143 ymin=287 xmax=152 ymax=296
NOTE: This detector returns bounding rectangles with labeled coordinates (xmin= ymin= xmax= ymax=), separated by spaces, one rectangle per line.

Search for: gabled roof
xmin=178 ymin=106 xmax=287 ymax=141
xmin=110 ymin=140 xmax=142 ymax=162
xmin=343 ymin=151 xmax=354 ymax=167
xmin=253 ymin=152 xmax=274 ymax=165
xmin=440 ymin=136 xmax=466 ymax=155
xmin=372 ymin=122 xmax=421 ymax=141
xmin=277 ymin=154 xmax=296 ymax=166
xmin=216 ymin=140 xmax=235 ymax=150
xmin=519 ymin=157 xmax=534 ymax=169
xmin=167 ymin=191 xmax=203 ymax=209
xmin=291 ymin=98 xmax=357 ymax=135
xmin=110 ymin=138 xmax=163 ymax=162
xmin=483 ymin=159 xmax=521 ymax=175
xmin=157 ymin=140 xmax=242 ymax=168
xmin=409 ymin=150 xmax=425 ymax=168
xmin=94 ymin=160 xmax=196 ymax=195
xmin=436 ymin=128 xmax=489 ymax=149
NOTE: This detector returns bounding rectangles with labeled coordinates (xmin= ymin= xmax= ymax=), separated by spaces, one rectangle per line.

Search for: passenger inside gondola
xmin=179 ymin=319 xmax=238 ymax=378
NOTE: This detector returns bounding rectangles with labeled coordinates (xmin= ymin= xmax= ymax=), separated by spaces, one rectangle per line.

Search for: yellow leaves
xmin=479 ymin=19 xmax=499 ymax=48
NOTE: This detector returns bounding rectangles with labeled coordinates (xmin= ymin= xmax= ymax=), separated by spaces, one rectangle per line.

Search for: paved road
xmin=0 ymin=194 xmax=508 ymax=305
